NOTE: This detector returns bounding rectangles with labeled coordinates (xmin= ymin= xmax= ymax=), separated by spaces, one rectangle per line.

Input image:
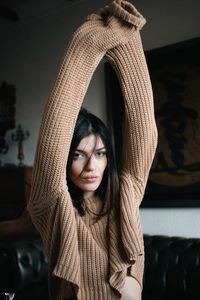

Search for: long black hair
xmin=67 ymin=108 xmax=119 ymax=217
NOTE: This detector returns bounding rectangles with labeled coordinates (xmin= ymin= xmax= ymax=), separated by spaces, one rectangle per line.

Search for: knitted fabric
xmin=27 ymin=1 xmax=158 ymax=299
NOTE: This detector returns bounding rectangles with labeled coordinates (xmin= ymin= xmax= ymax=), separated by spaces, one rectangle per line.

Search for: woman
xmin=28 ymin=1 xmax=158 ymax=299
xmin=67 ymin=108 xmax=118 ymax=220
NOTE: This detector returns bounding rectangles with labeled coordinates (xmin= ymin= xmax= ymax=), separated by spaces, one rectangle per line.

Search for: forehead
xmin=77 ymin=134 xmax=105 ymax=151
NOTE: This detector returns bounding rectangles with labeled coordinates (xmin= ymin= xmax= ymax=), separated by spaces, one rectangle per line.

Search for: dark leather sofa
xmin=142 ymin=235 xmax=200 ymax=300
xmin=0 ymin=234 xmax=200 ymax=300
xmin=0 ymin=236 xmax=48 ymax=300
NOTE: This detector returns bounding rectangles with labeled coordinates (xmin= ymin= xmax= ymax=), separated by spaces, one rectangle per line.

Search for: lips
xmin=82 ymin=176 xmax=98 ymax=183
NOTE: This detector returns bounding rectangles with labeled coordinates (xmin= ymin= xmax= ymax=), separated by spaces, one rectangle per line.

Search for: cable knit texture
xmin=27 ymin=1 xmax=157 ymax=299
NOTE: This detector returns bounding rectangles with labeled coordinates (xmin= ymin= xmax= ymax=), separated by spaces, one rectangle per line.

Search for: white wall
xmin=0 ymin=0 xmax=200 ymax=238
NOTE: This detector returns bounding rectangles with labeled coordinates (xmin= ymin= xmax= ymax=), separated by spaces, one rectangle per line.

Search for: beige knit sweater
xmin=27 ymin=1 xmax=158 ymax=299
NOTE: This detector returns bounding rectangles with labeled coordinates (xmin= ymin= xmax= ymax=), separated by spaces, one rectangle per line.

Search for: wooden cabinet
xmin=0 ymin=166 xmax=33 ymax=221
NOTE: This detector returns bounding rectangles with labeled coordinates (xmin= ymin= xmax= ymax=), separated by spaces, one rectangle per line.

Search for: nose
xmin=85 ymin=155 xmax=96 ymax=171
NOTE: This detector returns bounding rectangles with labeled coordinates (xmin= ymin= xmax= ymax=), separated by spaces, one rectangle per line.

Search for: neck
xmin=83 ymin=191 xmax=95 ymax=199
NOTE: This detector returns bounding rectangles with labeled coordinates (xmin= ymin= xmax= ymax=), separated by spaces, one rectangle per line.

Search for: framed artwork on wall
xmin=105 ymin=37 xmax=200 ymax=207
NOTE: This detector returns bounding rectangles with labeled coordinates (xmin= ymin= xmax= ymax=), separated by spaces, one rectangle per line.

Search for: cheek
xmin=70 ymin=162 xmax=83 ymax=179
xmin=99 ymin=158 xmax=108 ymax=174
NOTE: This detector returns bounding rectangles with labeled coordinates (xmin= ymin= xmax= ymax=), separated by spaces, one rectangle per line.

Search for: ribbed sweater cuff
xmin=110 ymin=0 xmax=146 ymax=28
xmin=87 ymin=0 xmax=146 ymax=29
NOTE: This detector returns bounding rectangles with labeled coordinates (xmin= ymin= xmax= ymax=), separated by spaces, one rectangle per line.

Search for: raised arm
xmin=29 ymin=34 xmax=103 ymax=212
xmin=106 ymin=1 xmax=158 ymax=203
xmin=28 ymin=2 xmax=145 ymax=213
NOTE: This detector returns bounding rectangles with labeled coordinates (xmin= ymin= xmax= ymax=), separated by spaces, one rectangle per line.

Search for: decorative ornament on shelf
xmin=11 ymin=124 xmax=29 ymax=167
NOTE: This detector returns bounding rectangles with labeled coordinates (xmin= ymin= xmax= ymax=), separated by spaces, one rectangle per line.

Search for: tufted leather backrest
xmin=143 ymin=234 xmax=200 ymax=300
xmin=0 ymin=234 xmax=200 ymax=300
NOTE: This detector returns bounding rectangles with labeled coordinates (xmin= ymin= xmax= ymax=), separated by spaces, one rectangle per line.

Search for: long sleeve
xmin=104 ymin=0 xmax=158 ymax=288
xmin=28 ymin=30 xmax=105 ymax=213
xmin=106 ymin=2 xmax=158 ymax=204
xmin=27 ymin=28 xmax=107 ymax=292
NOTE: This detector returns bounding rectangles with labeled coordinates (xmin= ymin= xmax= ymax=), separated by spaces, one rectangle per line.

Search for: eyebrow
xmin=75 ymin=147 xmax=106 ymax=154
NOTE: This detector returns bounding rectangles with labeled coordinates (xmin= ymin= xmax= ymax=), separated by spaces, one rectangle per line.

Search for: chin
xmin=81 ymin=183 xmax=100 ymax=194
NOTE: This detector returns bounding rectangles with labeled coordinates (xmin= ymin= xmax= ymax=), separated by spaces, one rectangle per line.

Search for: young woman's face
xmin=70 ymin=134 xmax=107 ymax=198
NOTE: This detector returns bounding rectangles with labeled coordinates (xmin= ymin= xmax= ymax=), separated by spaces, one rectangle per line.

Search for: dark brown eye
xmin=95 ymin=151 xmax=107 ymax=158
xmin=73 ymin=152 xmax=85 ymax=160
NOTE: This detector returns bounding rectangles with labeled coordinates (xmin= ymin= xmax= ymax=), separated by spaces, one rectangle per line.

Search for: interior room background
xmin=0 ymin=0 xmax=200 ymax=238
